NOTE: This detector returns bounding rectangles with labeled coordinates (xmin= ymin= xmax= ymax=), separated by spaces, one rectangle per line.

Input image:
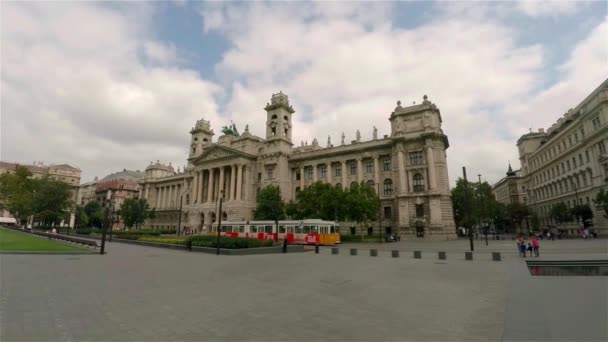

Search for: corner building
xmin=517 ymin=79 xmax=608 ymax=234
xmin=141 ymin=93 xmax=457 ymax=240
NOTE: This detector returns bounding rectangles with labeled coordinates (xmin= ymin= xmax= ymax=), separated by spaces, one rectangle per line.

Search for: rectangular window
xmin=335 ymin=165 xmax=342 ymax=177
xmin=320 ymin=166 xmax=327 ymax=178
xmin=581 ymin=127 xmax=585 ymax=138
xmin=568 ymin=136 xmax=572 ymax=147
xmin=574 ymin=133 xmax=579 ymax=143
xmin=384 ymin=180 xmax=393 ymax=195
xmin=561 ymin=163 xmax=565 ymax=173
xmin=599 ymin=141 xmax=606 ymax=153
xmin=266 ymin=166 xmax=274 ymax=180
xmin=592 ymin=116 xmax=601 ymax=129
xmin=295 ymin=171 xmax=301 ymax=181
xmin=572 ymin=157 xmax=576 ymax=168
xmin=567 ymin=160 xmax=570 ymax=171
xmin=586 ymin=150 xmax=590 ymax=162
xmin=415 ymin=204 xmax=424 ymax=217
xmin=579 ymin=154 xmax=583 ymax=165
xmin=366 ymin=160 xmax=373 ymax=174
xmin=409 ymin=151 xmax=424 ymax=165
xmin=383 ymin=206 xmax=392 ymax=219
xmin=558 ymin=144 xmax=562 ymax=152
xmin=383 ymin=158 xmax=391 ymax=171
xmin=306 ymin=167 xmax=313 ymax=180
xmin=350 ymin=161 xmax=357 ymax=175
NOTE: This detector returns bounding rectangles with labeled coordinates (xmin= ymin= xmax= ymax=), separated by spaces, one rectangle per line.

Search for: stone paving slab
xmin=1 ymin=241 xmax=510 ymax=341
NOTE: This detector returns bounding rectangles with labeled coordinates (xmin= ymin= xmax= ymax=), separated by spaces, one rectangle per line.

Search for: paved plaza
xmin=1 ymin=239 xmax=607 ymax=341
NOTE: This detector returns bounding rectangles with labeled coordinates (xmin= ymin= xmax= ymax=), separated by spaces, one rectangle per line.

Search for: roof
xmin=50 ymin=164 xmax=81 ymax=171
xmin=100 ymin=169 xmax=144 ymax=182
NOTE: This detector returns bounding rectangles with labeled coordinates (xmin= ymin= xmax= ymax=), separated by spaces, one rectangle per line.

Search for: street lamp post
xmin=478 ymin=174 xmax=488 ymax=246
xmin=463 ymin=167 xmax=474 ymax=252
xmin=374 ymin=182 xmax=382 ymax=243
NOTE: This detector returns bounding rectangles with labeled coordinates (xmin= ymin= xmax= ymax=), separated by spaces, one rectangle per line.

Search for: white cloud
xmin=516 ymin=0 xmax=587 ymax=17
xmin=200 ymin=2 xmax=546 ymax=185
xmin=1 ymin=2 xmax=223 ymax=181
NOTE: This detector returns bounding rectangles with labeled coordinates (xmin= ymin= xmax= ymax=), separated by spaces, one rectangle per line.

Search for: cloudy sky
xmin=1 ymin=1 xmax=606 ymax=185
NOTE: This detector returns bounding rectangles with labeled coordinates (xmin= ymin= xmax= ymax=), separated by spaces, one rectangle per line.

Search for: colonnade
xmin=191 ymin=164 xmax=248 ymax=204
xmin=154 ymin=184 xmax=182 ymax=209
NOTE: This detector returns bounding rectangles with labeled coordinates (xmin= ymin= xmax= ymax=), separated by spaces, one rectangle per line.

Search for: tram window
xmin=279 ymin=226 xmax=286 ymax=233
xmin=304 ymin=226 xmax=311 ymax=233
xmin=239 ymin=226 xmax=245 ymax=233
xmin=330 ymin=226 xmax=336 ymax=233
xmin=311 ymin=226 xmax=318 ymax=233
xmin=220 ymin=226 xmax=228 ymax=232
xmin=287 ymin=226 xmax=294 ymax=233
xmin=295 ymin=226 xmax=303 ymax=234
xmin=251 ymin=226 xmax=258 ymax=233
xmin=265 ymin=226 xmax=273 ymax=233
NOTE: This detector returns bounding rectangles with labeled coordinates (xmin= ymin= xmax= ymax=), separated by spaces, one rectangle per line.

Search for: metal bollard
xmin=282 ymin=240 xmax=288 ymax=253
xmin=492 ymin=252 xmax=501 ymax=261
xmin=391 ymin=250 xmax=399 ymax=258
xmin=186 ymin=240 xmax=192 ymax=252
xmin=331 ymin=247 xmax=339 ymax=255
xmin=438 ymin=251 xmax=446 ymax=260
xmin=413 ymin=251 xmax=421 ymax=259
xmin=350 ymin=248 xmax=358 ymax=256
xmin=370 ymin=249 xmax=378 ymax=257
xmin=315 ymin=244 xmax=319 ymax=254
xmin=465 ymin=251 xmax=473 ymax=260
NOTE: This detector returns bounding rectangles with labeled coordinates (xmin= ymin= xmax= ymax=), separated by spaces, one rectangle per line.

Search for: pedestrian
xmin=516 ymin=236 xmax=525 ymax=257
xmin=527 ymin=243 xmax=533 ymax=257
xmin=532 ymin=236 xmax=540 ymax=257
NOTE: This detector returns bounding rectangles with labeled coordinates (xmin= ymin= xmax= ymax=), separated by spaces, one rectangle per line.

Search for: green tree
xmin=253 ymin=185 xmax=286 ymax=221
xmin=507 ymin=202 xmax=529 ymax=234
xmin=344 ymin=182 xmax=378 ymax=226
xmin=74 ymin=205 xmax=89 ymax=229
xmin=451 ymin=178 xmax=475 ymax=229
xmin=119 ymin=198 xmax=151 ymax=229
xmin=0 ymin=166 xmax=35 ymax=225
xmin=549 ymin=202 xmax=572 ymax=225
xmin=593 ymin=188 xmax=608 ymax=219
xmin=570 ymin=204 xmax=594 ymax=228
xmin=31 ymin=176 xmax=73 ymax=228
xmin=83 ymin=201 xmax=104 ymax=228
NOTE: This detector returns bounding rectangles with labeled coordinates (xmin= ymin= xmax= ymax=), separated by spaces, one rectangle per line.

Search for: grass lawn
xmin=0 ymin=228 xmax=88 ymax=252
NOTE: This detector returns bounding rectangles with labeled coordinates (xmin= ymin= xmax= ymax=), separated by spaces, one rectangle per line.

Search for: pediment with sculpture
xmin=193 ymin=145 xmax=256 ymax=164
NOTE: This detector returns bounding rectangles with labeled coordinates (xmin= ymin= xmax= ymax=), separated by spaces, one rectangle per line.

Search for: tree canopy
xmin=119 ymin=198 xmax=151 ymax=229
xmin=593 ymin=188 xmax=608 ymax=219
xmin=83 ymin=201 xmax=105 ymax=228
xmin=253 ymin=185 xmax=286 ymax=221
xmin=549 ymin=202 xmax=571 ymax=224
xmin=0 ymin=166 xmax=74 ymax=227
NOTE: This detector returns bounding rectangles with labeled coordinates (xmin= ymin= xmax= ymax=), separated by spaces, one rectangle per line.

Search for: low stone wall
xmin=76 ymin=234 xmax=306 ymax=255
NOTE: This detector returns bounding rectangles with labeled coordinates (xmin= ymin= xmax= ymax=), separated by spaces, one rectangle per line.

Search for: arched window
xmin=203 ymin=138 xmax=208 ymax=142
xmin=186 ymin=194 xmax=190 ymax=205
xmin=367 ymin=180 xmax=374 ymax=188
xmin=336 ymin=183 xmax=342 ymax=189
xmin=350 ymin=181 xmax=358 ymax=188
xmin=222 ymin=211 xmax=228 ymax=220
xmin=413 ymin=173 xmax=425 ymax=192
xmin=271 ymin=114 xmax=277 ymax=120
xmin=383 ymin=178 xmax=393 ymax=195
xmin=295 ymin=187 xmax=301 ymax=194
xmin=284 ymin=115 xmax=288 ymax=121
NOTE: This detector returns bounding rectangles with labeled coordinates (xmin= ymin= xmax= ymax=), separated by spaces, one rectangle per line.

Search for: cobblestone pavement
xmin=1 ymin=241 xmax=511 ymax=341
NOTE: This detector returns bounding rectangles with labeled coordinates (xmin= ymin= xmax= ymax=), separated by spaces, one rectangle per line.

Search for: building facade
xmin=141 ymin=93 xmax=457 ymax=239
xmin=0 ymin=161 xmax=81 ymax=226
xmin=517 ymin=79 xmax=608 ymax=234
xmin=492 ymin=164 xmax=526 ymax=205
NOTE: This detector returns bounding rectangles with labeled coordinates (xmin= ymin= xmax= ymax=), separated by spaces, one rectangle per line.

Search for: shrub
xmin=159 ymin=229 xmax=177 ymax=234
xmin=340 ymin=235 xmax=382 ymax=243
xmin=138 ymin=236 xmax=186 ymax=245
xmin=187 ymin=235 xmax=273 ymax=249
xmin=113 ymin=230 xmax=161 ymax=237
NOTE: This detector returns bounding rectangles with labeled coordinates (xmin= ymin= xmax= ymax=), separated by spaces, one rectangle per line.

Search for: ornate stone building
xmin=492 ymin=164 xmax=527 ymax=205
xmin=140 ymin=93 xmax=457 ymax=239
xmin=517 ymin=79 xmax=608 ymax=235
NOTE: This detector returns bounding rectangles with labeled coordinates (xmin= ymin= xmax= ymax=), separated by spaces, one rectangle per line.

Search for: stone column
xmin=327 ymin=162 xmax=332 ymax=184
xmin=236 ymin=164 xmax=243 ymax=201
xmin=244 ymin=165 xmax=250 ymax=200
xmin=155 ymin=187 xmax=160 ymax=208
xmin=218 ymin=166 xmax=225 ymax=200
xmin=341 ymin=161 xmax=347 ymax=188
xmin=426 ymin=145 xmax=436 ymax=190
xmin=357 ymin=158 xmax=363 ymax=183
xmin=312 ymin=164 xmax=318 ymax=183
xmin=300 ymin=166 xmax=304 ymax=189
xmin=145 ymin=185 xmax=150 ymax=202
xmin=207 ymin=168 xmax=214 ymax=203
xmin=373 ymin=156 xmax=380 ymax=194
xmin=398 ymin=151 xmax=406 ymax=193
xmin=230 ymin=165 xmax=236 ymax=201
xmin=198 ymin=170 xmax=205 ymax=203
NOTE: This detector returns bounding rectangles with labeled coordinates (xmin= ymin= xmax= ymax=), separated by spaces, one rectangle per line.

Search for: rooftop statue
xmin=221 ymin=122 xmax=240 ymax=137
xmin=341 ymin=132 xmax=345 ymax=145
xmin=373 ymin=126 xmax=378 ymax=140
xmin=356 ymin=129 xmax=361 ymax=142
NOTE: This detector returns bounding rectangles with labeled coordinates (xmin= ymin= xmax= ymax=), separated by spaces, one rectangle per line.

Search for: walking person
xmin=532 ymin=236 xmax=540 ymax=257
xmin=527 ymin=243 xmax=533 ymax=257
